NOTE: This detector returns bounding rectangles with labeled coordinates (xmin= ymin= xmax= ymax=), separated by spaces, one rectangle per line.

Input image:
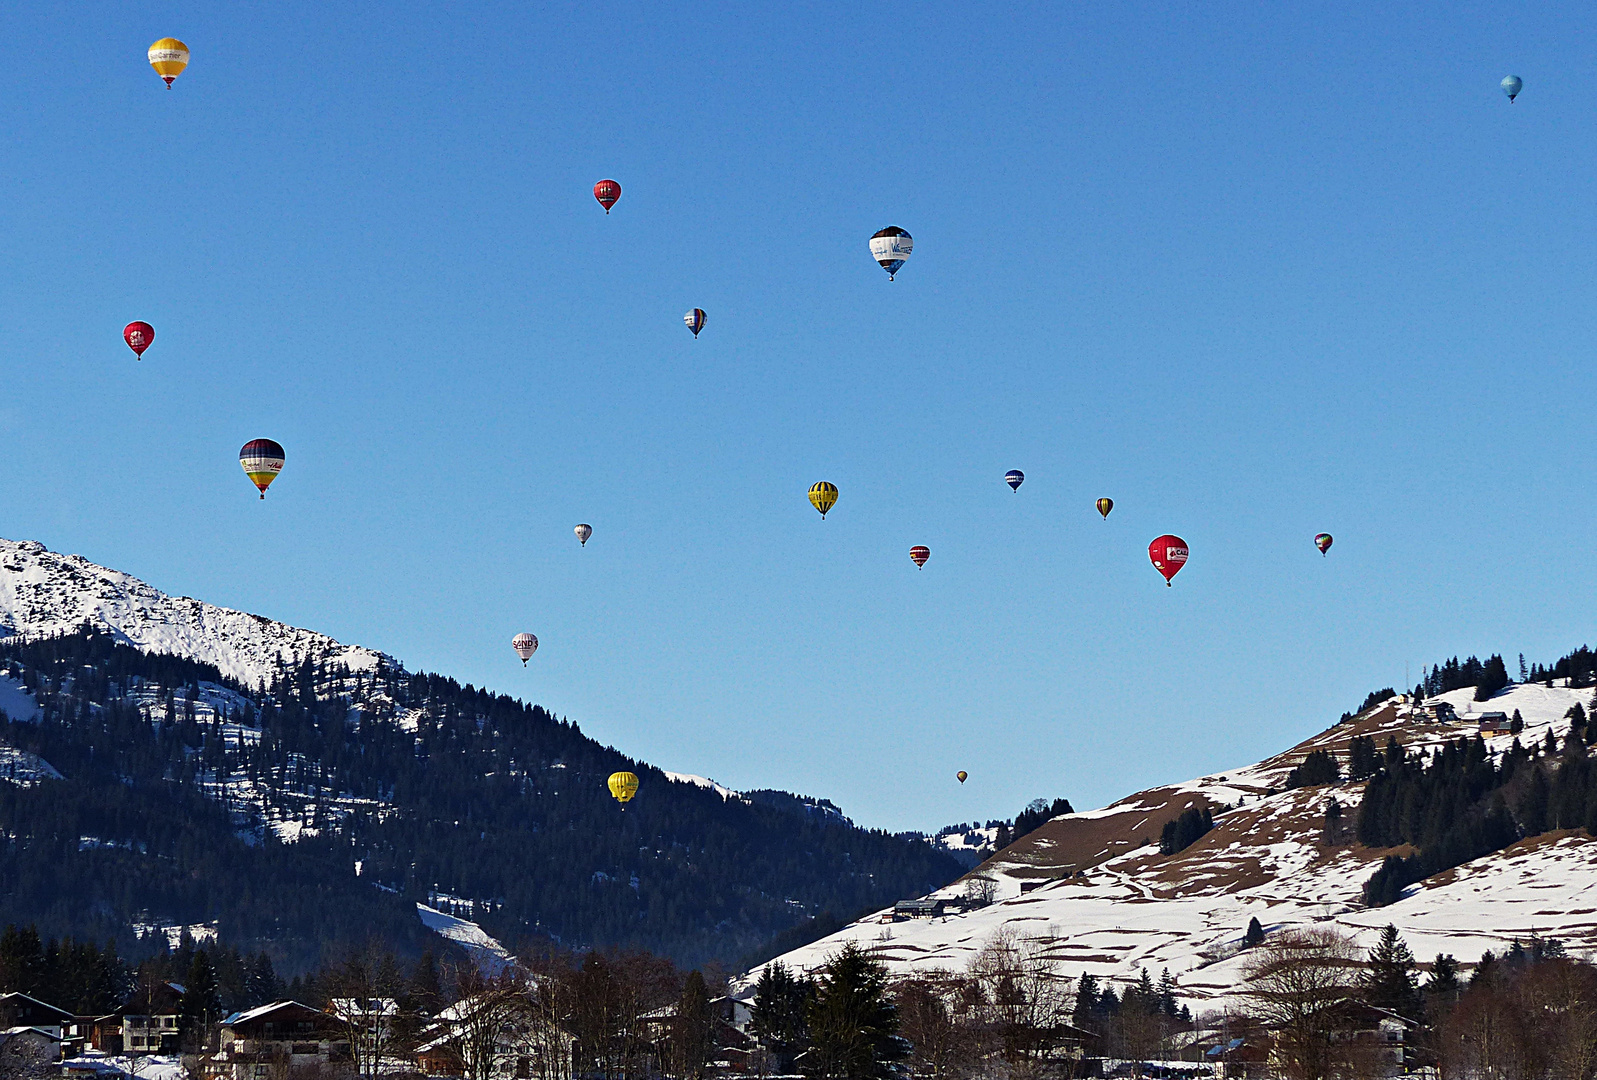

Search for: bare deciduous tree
xmin=446 ymin=963 xmax=534 ymax=1080
xmin=327 ymin=944 xmax=407 ymax=1080
xmin=970 ymin=928 xmax=1075 ymax=1077
xmin=1239 ymin=927 xmax=1361 ymax=1080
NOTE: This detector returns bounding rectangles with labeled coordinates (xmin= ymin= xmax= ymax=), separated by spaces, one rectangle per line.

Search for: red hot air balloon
xmin=1148 ymin=535 xmax=1188 ymax=586
xmin=1315 ymin=533 xmax=1333 ymax=556
xmin=594 ymin=179 xmax=621 ymax=213
xmin=910 ymin=546 xmax=930 ymax=568
xmin=124 ymin=321 xmax=155 ymax=358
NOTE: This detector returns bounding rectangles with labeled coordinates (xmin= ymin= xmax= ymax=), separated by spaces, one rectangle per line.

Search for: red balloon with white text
xmin=1148 ymin=535 xmax=1188 ymax=586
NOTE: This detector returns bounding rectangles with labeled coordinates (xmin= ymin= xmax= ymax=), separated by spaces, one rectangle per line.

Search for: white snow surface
xmin=0 ymin=743 xmax=61 ymax=786
xmin=0 ymin=538 xmax=388 ymax=688
xmin=663 ymin=771 xmax=741 ymax=800
xmin=740 ymin=684 xmax=1597 ymax=1009
xmin=416 ymin=903 xmax=514 ymax=974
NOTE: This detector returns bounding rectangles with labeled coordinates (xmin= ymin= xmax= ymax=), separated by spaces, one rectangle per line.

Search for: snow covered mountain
xmin=741 ymin=682 xmax=1597 ymax=1008
xmin=0 ymin=538 xmax=385 ymax=688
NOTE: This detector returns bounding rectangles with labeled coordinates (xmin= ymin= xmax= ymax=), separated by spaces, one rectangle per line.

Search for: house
xmin=93 ymin=981 xmax=185 ymax=1054
xmin=0 ymin=1025 xmax=64 ymax=1067
xmin=1326 ymin=1002 xmax=1422 ymax=1074
xmin=205 ymin=1001 xmax=349 ymax=1080
xmin=892 ymin=898 xmax=949 ymax=920
xmin=1478 ymin=712 xmax=1513 ymax=735
xmin=412 ymin=993 xmax=574 ymax=1080
xmin=0 ymin=992 xmax=75 ymax=1038
xmin=1415 ymin=701 xmax=1457 ymax=722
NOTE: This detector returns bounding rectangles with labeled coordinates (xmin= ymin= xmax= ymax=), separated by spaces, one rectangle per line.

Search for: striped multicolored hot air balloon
xmin=1005 ymin=470 xmax=1024 ymax=491
xmin=239 ymin=439 xmax=284 ymax=499
xmin=594 ymin=179 xmax=621 ymax=213
xmin=809 ymin=482 xmax=838 ymax=519
xmin=148 ymin=38 xmax=189 ymax=87
xmin=512 ymin=633 xmax=538 ymax=665
xmin=123 ymin=321 xmax=154 ymax=358
xmin=1097 ymin=498 xmax=1114 ymax=520
xmin=910 ymin=546 xmax=930 ymax=568
xmin=1315 ymin=533 xmax=1333 ymax=556
xmin=608 ymin=771 xmax=639 ymax=804
xmin=575 ymin=524 xmax=592 ymax=547
xmin=869 ymin=227 xmax=913 ymax=280
xmin=685 ymin=308 xmax=706 ymax=338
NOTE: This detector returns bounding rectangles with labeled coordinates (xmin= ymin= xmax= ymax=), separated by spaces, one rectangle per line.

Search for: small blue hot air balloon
xmin=1502 ymin=75 xmax=1522 ymax=103
xmin=869 ymin=227 xmax=913 ymax=280
xmin=1004 ymin=470 xmax=1024 ymax=492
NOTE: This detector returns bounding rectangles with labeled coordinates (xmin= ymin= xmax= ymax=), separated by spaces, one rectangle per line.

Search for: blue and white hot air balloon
xmin=1004 ymin=470 xmax=1024 ymax=492
xmin=1502 ymin=75 xmax=1523 ymax=102
xmin=870 ymin=227 xmax=913 ymax=280
xmin=685 ymin=308 xmax=706 ymax=338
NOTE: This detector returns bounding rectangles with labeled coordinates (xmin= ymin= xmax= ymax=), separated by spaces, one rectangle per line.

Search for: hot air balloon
xmin=685 ymin=309 xmax=706 ymax=338
xmin=148 ymin=38 xmax=189 ymax=87
xmin=809 ymin=482 xmax=838 ymax=519
xmin=594 ymin=179 xmax=621 ymax=213
xmin=608 ymin=771 xmax=639 ymax=804
xmin=1097 ymin=498 xmax=1114 ymax=520
xmin=1315 ymin=533 xmax=1333 ymax=556
xmin=910 ymin=546 xmax=930 ymax=568
xmin=512 ymin=632 xmax=539 ymax=665
xmin=239 ymin=439 xmax=284 ymax=499
xmin=575 ymin=524 xmax=592 ymax=547
xmin=869 ymin=227 xmax=913 ymax=280
xmin=123 ymin=321 xmax=154 ymax=359
xmin=956 ymin=771 xmax=968 ymax=784
xmin=1005 ymin=470 xmax=1024 ymax=492
xmin=1502 ymin=75 xmax=1523 ymax=102
xmin=1148 ymin=534 xmax=1188 ymax=586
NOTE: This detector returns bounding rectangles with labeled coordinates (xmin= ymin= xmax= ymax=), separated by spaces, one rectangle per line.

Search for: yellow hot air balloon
xmin=608 ymin=771 xmax=639 ymax=804
xmin=957 ymin=771 xmax=968 ymax=784
xmin=1096 ymin=498 xmax=1114 ymax=520
xmin=809 ymin=481 xmax=838 ymax=519
xmin=148 ymin=38 xmax=190 ymax=87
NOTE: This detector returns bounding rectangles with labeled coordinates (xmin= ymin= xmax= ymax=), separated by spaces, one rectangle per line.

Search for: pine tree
xmin=1425 ymin=954 xmax=1459 ymax=997
xmin=752 ymin=961 xmax=812 ymax=1071
xmin=673 ymin=971 xmax=713 ymax=1080
xmin=803 ymin=944 xmax=905 ymax=1080
xmin=1363 ymin=925 xmax=1421 ymax=1018
xmin=1072 ymin=973 xmax=1099 ymax=1029
xmin=1245 ymin=918 xmax=1265 ymax=947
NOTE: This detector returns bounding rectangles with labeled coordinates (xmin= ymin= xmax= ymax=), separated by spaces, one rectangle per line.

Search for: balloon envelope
xmin=869 ymin=226 xmax=913 ymax=279
xmin=594 ymin=179 xmax=621 ymax=212
xmin=123 ymin=321 xmax=154 ymax=357
xmin=1004 ymin=470 xmax=1024 ymax=491
xmin=1502 ymin=75 xmax=1522 ymax=101
xmin=608 ymin=771 xmax=639 ymax=804
xmin=1148 ymin=534 xmax=1188 ymax=585
xmin=1315 ymin=533 xmax=1333 ymax=555
xmin=910 ymin=546 xmax=930 ymax=567
xmin=1097 ymin=498 xmax=1114 ymax=519
xmin=148 ymin=38 xmax=189 ymax=86
xmin=512 ymin=633 xmax=539 ymax=664
xmin=809 ymin=482 xmax=838 ymax=518
xmin=575 ymin=524 xmax=592 ymax=546
xmin=239 ymin=439 xmax=284 ymax=499
xmin=685 ymin=308 xmax=706 ymax=337
xmin=956 ymin=771 xmax=968 ymax=784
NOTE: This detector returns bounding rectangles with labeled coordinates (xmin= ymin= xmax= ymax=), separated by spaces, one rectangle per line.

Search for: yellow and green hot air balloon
xmin=809 ymin=481 xmax=838 ymax=519
xmin=148 ymin=38 xmax=189 ymax=87
xmin=608 ymin=771 xmax=639 ymax=805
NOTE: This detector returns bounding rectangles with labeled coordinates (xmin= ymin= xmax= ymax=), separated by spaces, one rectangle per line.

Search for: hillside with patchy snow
xmin=741 ymin=682 xmax=1597 ymax=1009
xmin=0 ymin=538 xmax=386 ymax=688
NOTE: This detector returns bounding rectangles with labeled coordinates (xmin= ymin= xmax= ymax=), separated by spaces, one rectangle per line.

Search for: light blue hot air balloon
xmin=1502 ymin=75 xmax=1522 ymax=103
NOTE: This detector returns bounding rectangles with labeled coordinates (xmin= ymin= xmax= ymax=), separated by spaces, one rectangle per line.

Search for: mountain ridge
xmin=0 ymin=536 xmax=963 ymax=971
xmin=742 ymin=681 xmax=1597 ymax=1005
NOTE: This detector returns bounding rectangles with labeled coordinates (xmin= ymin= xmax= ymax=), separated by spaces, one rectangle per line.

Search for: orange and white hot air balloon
xmin=148 ymin=38 xmax=189 ymax=87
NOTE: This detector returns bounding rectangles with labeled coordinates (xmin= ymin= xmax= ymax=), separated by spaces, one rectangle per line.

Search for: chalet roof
xmin=0 ymin=992 xmax=75 ymax=1021
xmin=0 ymin=1025 xmax=64 ymax=1041
xmin=220 ymin=1000 xmax=328 ymax=1028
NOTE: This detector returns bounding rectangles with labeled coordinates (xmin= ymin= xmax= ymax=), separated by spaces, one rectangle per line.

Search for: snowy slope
xmin=416 ymin=903 xmax=514 ymax=974
xmin=0 ymin=538 xmax=387 ymax=688
xmin=741 ymin=683 xmax=1597 ymax=1009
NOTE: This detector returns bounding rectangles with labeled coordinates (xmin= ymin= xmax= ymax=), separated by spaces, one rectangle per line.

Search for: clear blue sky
xmin=3 ymin=2 xmax=1595 ymax=832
